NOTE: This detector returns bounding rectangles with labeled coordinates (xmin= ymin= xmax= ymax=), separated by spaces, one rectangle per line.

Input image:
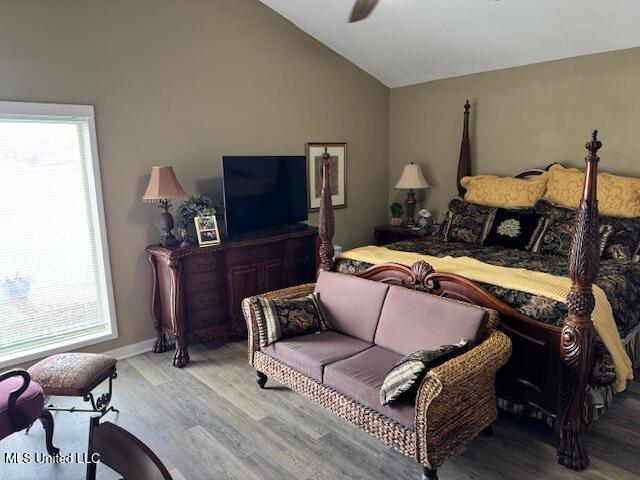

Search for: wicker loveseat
xmin=242 ymin=270 xmax=512 ymax=480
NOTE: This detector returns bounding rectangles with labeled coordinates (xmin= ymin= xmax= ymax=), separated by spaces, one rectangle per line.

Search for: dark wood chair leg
xmin=256 ymin=371 xmax=267 ymax=389
xmin=39 ymin=409 xmax=59 ymax=456
xmin=422 ymin=467 xmax=438 ymax=479
xmin=482 ymin=424 xmax=494 ymax=437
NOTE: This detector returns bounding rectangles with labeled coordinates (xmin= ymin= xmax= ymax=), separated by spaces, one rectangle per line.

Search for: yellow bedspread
xmin=337 ymin=245 xmax=633 ymax=392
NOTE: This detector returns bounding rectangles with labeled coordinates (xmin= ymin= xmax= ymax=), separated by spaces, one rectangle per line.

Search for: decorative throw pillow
xmin=544 ymin=164 xmax=640 ymax=218
xmin=483 ymin=208 xmax=545 ymax=250
xmin=460 ymin=173 xmax=548 ymax=208
xmin=532 ymin=199 xmax=612 ymax=257
xmin=600 ymin=216 xmax=640 ymax=262
xmin=443 ymin=198 xmax=494 ymax=244
xmin=379 ymin=339 xmax=469 ymax=406
xmin=251 ymin=293 xmax=329 ymax=347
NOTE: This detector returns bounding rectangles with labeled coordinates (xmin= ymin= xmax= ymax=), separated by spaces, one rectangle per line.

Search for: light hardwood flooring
xmin=1 ymin=341 xmax=639 ymax=480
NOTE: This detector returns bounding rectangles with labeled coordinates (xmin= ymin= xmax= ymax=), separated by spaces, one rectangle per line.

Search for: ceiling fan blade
xmin=349 ymin=0 xmax=380 ymax=23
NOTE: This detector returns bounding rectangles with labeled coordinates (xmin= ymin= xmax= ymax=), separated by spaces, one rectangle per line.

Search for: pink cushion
xmin=324 ymin=346 xmax=415 ymax=428
xmin=374 ymin=285 xmax=488 ymax=355
xmin=314 ymin=271 xmax=389 ymax=342
xmin=262 ymin=331 xmax=373 ymax=382
xmin=0 ymin=378 xmax=44 ymax=439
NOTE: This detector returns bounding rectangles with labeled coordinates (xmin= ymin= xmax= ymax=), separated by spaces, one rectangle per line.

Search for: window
xmin=0 ymin=102 xmax=117 ymax=367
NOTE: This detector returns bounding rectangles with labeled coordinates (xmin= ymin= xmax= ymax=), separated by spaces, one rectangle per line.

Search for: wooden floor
xmin=2 ymin=341 xmax=639 ymax=480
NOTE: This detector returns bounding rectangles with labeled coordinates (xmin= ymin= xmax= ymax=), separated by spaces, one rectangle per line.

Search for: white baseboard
xmin=104 ymin=338 xmax=156 ymax=360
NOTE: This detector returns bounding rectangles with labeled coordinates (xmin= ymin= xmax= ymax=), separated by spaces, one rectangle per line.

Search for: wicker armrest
xmin=241 ymin=283 xmax=317 ymax=363
xmin=414 ymin=329 xmax=512 ymax=468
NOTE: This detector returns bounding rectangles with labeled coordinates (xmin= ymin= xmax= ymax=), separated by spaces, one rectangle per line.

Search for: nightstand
xmin=374 ymin=224 xmax=436 ymax=246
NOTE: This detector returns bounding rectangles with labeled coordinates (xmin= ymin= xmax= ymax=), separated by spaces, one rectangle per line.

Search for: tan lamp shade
xmin=142 ymin=166 xmax=186 ymax=202
xmin=394 ymin=163 xmax=430 ymax=190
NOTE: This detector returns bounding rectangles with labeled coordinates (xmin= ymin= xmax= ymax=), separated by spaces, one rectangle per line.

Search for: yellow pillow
xmin=461 ymin=173 xmax=548 ymax=208
xmin=545 ymin=164 xmax=640 ymax=218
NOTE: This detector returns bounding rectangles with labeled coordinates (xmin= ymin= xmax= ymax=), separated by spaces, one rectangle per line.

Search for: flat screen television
xmin=221 ymin=156 xmax=308 ymax=238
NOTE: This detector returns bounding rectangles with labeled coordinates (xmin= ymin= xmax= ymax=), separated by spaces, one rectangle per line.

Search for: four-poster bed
xmin=315 ymin=103 xmax=627 ymax=471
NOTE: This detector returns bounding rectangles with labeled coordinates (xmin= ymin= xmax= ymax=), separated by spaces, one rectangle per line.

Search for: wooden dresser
xmin=146 ymin=227 xmax=318 ymax=367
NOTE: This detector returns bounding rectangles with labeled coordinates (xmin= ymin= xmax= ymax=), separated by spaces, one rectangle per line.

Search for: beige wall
xmin=389 ymin=48 xmax=640 ymax=221
xmin=0 ymin=0 xmax=389 ymax=353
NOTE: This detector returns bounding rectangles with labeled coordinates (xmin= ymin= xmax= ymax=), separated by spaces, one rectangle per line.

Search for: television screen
xmin=221 ymin=156 xmax=308 ymax=238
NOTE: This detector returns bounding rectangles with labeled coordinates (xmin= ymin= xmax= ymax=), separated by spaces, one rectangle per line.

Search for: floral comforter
xmin=335 ymin=236 xmax=640 ymax=386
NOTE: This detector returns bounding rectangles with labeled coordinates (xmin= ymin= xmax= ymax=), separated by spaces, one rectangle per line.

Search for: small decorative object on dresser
xmin=179 ymin=193 xmax=217 ymax=244
xmin=417 ymin=209 xmax=433 ymax=230
xmin=143 ymin=166 xmax=186 ymax=247
xmin=194 ymin=215 xmax=221 ymax=247
xmin=374 ymin=224 xmax=434 ymax=246
xmin=389 ymin=202 xmax=404 ymax=226
xmin=307 ymin=142 xmax=347 ymax=212
xmin=394 ymin=163 xmax=430 ymax=225
xmin=146 ymin=227 xmax=319 ymax=367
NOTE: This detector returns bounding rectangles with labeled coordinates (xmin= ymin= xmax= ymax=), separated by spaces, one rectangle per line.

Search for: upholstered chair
xmin=0 ymin=369 xmax=58 ymax=455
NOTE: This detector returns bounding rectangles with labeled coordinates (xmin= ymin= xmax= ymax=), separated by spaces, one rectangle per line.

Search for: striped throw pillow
xmin=251 ymin=293 xmax=329 ymax=348
xmin=379 ymin=339 xmax=469 ymax=405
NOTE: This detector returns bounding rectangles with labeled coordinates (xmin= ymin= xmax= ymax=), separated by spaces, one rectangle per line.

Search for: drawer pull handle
xmin=198 ymin=261 xmax=214 ymax=267
xmin=200 ymin=299 xmax=217 ymax=306
xmin=200 ymin=281 xmax=214 ymax=287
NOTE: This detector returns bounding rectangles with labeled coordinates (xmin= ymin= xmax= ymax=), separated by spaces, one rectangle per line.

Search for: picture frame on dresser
xmin=194 ymin=215 xmax=221 ymax=247
xmin=306 ymin=142 xmax=347 ymax=212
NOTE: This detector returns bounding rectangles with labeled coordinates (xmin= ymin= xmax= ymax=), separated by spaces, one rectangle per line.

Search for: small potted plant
xmin=389 ymin=202 xmax=404 ymax=226
xmin=179 ymin=193 xmax=217 ymax=244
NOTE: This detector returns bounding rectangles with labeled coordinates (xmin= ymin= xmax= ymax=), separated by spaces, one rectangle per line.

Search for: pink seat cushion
xmin=0 ymin=378 xmax=44 ymax=440
xmin=323 ymin=346 xmax=416 ymax=428
xmin=374 ymin=285 xmax=488 ymax=355
xmin=262 ymin=331 xmax=373 ymax=382
xmin=314 ymin=271 xmax=389 ymax=342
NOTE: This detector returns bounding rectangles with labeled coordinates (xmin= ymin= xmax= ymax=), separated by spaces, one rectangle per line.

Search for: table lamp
xmin=394 ymin=163 xmax=430 ymax=225
xmin=143 ymin=166 xmax=186 ymax=247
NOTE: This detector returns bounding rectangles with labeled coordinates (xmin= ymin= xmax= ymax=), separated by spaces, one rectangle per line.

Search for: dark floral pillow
xmin=379 ymin=339 xmax=469 ymax=405
xmin=534 ymin=199 xmax=640 ymax=261
xmin=251 ymin=293 xmax=329 ymax=347
xmin=443 ymin=198 xmax=494 ymax=244
xmin=601 ymin=216 xmax=640 ymax=261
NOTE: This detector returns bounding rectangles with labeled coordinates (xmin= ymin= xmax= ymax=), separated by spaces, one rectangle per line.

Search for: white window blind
xmin=0 ymin=102 xmax=117 ymax=367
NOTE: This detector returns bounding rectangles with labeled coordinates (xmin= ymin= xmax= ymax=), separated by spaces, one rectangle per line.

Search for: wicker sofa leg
xmin=256 ymin=371 xmax=267 ymax=389
xmin=422 ymin=467 xmax=438 ymax=479
xmin=482 ymin=424 xmax=494 ymax=437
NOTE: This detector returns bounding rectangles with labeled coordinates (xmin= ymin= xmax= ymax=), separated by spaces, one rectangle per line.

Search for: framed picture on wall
xmin=194 ymin=215 xmax=221 ymax=247
xmin=306 ymin=142 xmax=347 ymax=212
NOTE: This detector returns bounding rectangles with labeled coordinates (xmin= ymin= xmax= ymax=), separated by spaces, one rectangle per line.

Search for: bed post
xmin=318 ymin=147 xmax=335 ymax=271
xmin=557 ymin=130 xmax=601 ymax=471
xmin=456 ymin=100 xmax=471 ymax=197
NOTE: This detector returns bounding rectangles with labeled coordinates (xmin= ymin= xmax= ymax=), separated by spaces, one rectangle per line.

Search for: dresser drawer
xmin=185 ymin=270 xmax=226 ymax=295
xmin=286 ymin=236 xmax=316 ymax=255
xmin=187 ymin=288 xmax=227 ymax=314
xmin=188 ymin=306 xmax=228 ymax=331
xmin=226 ymin=242 xmax=284 ymax=266
xmin=184 ymin=254 xmax=225 ymax=275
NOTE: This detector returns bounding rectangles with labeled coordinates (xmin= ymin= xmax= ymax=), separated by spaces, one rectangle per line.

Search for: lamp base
xmin=405 ymin=190 xmax=417 ymax=226
xmin=158 ymin=201 xmax=178 ymax=247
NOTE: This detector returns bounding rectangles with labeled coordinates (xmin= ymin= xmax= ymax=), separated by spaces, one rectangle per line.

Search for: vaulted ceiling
xmin=260 ymin=0 xmax=640 ymax=88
